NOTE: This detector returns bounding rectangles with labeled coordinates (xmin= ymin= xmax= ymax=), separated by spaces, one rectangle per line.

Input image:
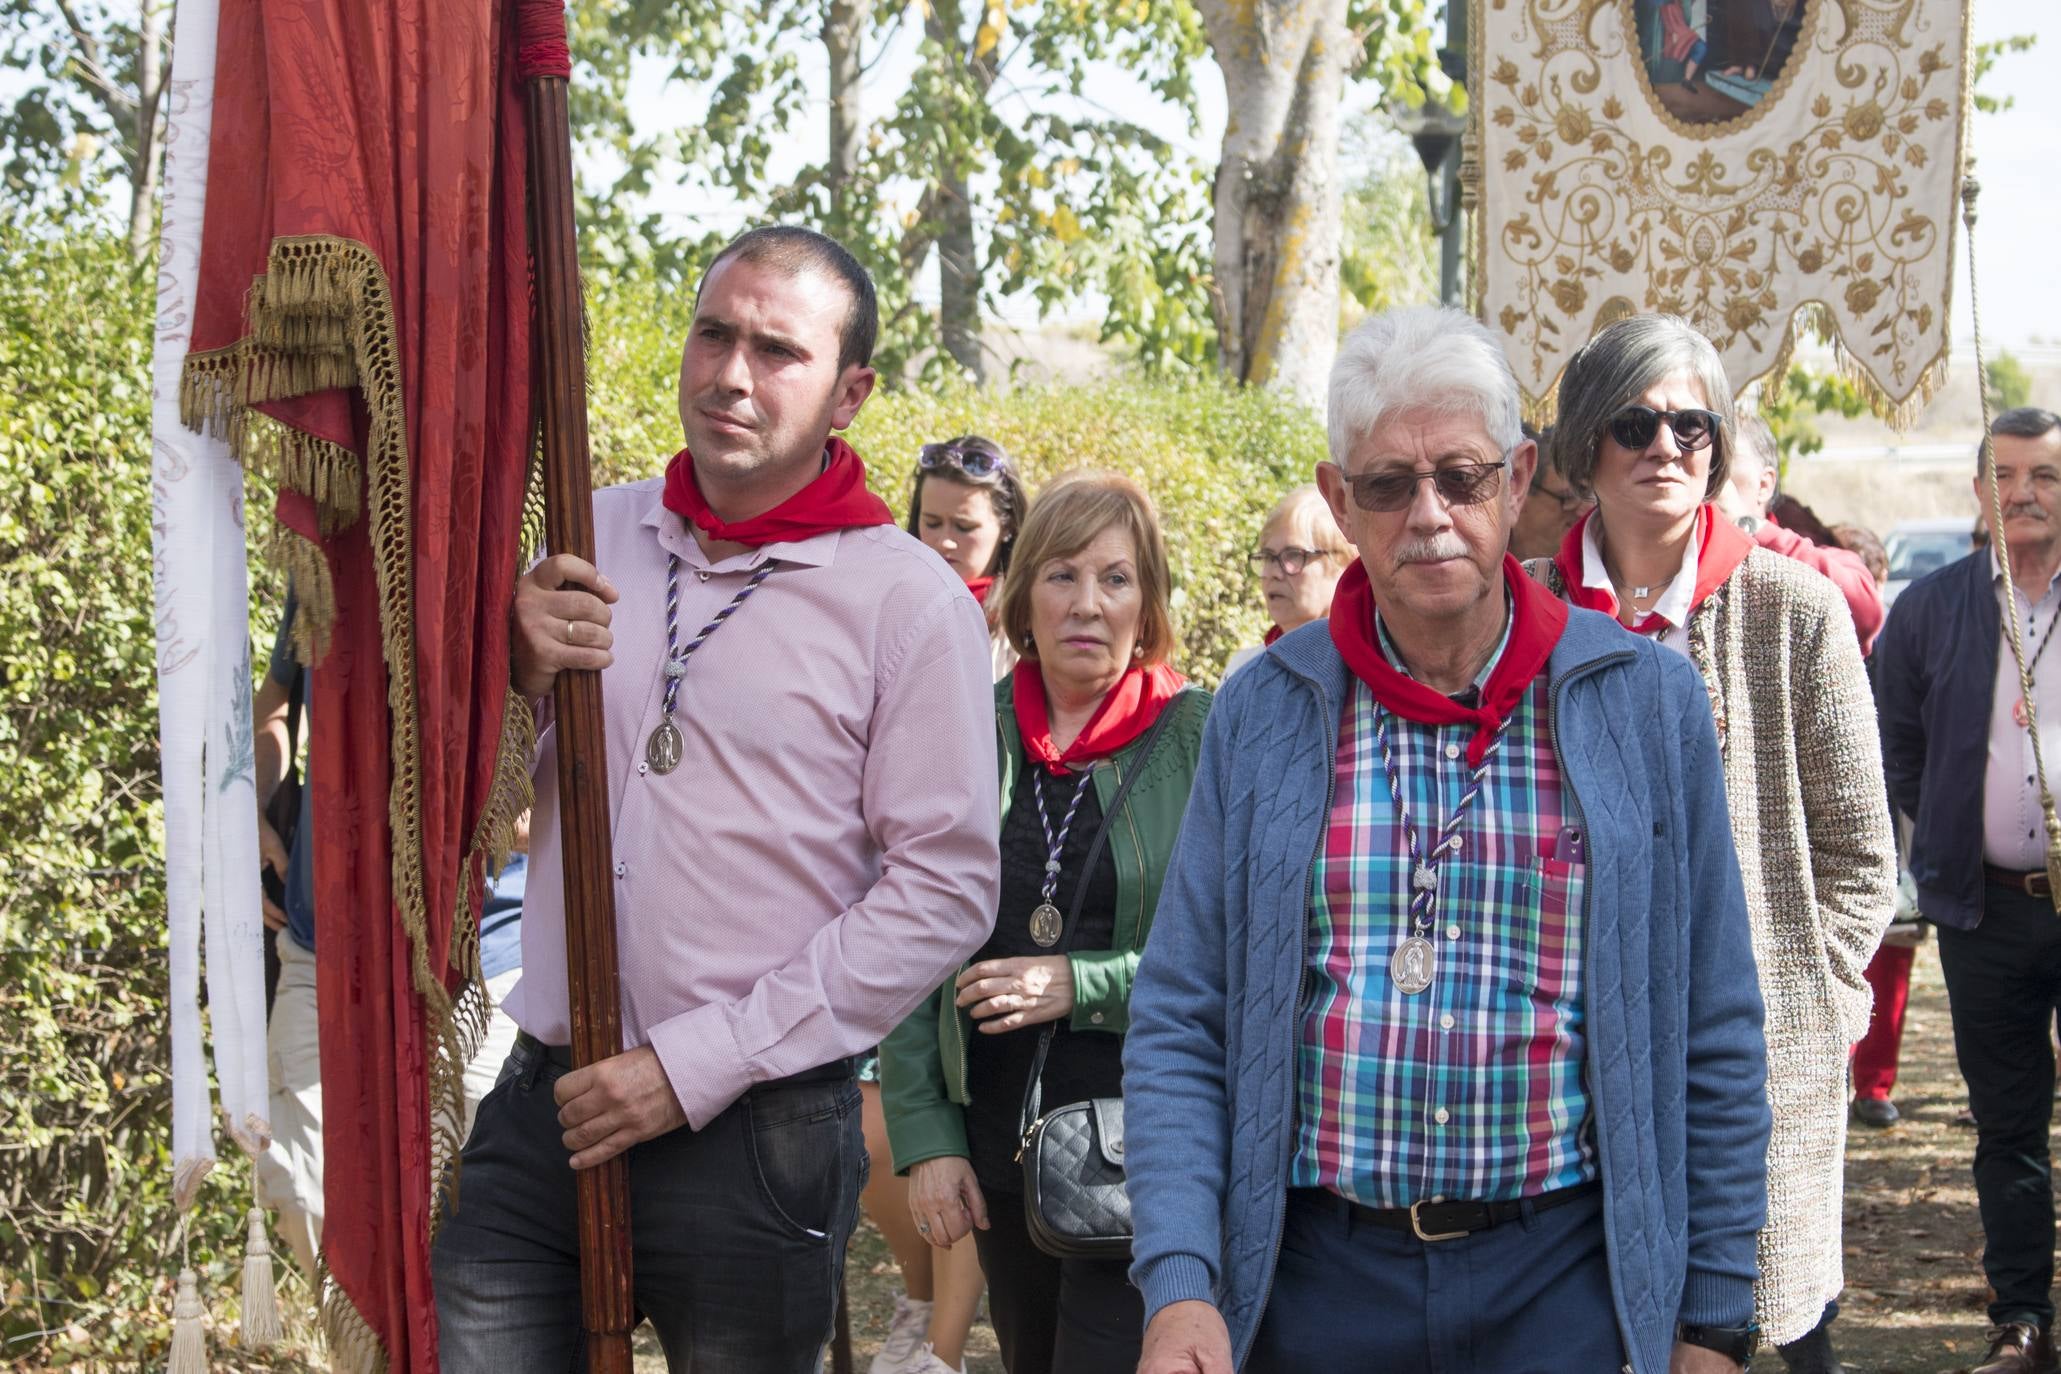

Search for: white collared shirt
xmin=1580 ymin=515 xmax=1700 ymax=658
xmin=1985 ymin=557 xmax=2061 ymax=869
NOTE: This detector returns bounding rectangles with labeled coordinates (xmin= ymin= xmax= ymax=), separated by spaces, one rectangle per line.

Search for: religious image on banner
xmin=1637 ymin=1 xmax=1807 ymax=121
xmin=1469 ymin=0 xmax=1973 ymax=422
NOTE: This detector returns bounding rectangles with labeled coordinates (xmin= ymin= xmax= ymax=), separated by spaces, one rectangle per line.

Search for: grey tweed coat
xmin=1544 ymin=546 xmax=1896 ymax=1344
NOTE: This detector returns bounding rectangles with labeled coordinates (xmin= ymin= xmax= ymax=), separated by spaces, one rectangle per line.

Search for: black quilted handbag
xmin=1015 ymin=698 xmax=1180 ymax=1261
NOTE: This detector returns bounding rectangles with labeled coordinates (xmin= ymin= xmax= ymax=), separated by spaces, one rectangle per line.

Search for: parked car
xmin=1885 ymin=516 xmax=1979 ymax=605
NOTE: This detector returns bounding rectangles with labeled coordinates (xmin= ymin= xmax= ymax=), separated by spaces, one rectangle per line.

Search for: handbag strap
xmin=1016 ymin=689 xmax=1189 ymax=1143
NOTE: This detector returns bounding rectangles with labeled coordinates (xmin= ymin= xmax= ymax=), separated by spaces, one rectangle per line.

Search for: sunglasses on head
xmin=919 ymin=443 xmax=1008 ymax=478
xmin=1607 ymin=405 xmax=1721 ymax=453
xmin=1338 ymin=460 xmax=1506 ymax=513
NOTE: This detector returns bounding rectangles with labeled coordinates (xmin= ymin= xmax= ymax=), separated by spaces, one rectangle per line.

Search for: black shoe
xmin=1852 ymin=1096 xmax=1900 ymax=1128
xmin=1968 ymin=1323 xmax=2059 ymax=1374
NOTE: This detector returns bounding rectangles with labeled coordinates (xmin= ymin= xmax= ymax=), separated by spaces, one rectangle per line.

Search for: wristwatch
xmin=1676 ymin=1321 xmax=1761 ymax=1364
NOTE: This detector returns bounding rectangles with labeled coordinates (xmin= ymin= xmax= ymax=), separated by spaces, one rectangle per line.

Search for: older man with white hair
xmin=1123 ymin=305 xmax=1772 ymax=1374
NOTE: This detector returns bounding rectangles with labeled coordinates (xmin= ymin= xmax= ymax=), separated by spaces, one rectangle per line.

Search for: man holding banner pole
xmin=431 ymin=225 xmax=1002 ymax=1370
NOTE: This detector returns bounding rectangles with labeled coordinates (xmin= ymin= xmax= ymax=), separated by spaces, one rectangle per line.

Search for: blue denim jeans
xmin=432 ymin=1037 xmax=864 ymax=1373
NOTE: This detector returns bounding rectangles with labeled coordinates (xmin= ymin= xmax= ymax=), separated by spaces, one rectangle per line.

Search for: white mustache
xmin=2006 ymin=503 xmax=2046 ymax=520
xmin=1394 ymin=535 xmax=1469 ymax=564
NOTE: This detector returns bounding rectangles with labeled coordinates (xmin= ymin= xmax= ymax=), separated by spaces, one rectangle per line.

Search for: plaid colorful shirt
xmin=1288 ymin=642 xmax=1596 ymax=1207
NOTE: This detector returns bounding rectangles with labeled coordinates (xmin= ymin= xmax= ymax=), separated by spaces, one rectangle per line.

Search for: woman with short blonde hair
xmin=1226 ymin=484 xmax=1352 ymax=677
xmin=881 ymin=469 xmax=1210 ymax=1374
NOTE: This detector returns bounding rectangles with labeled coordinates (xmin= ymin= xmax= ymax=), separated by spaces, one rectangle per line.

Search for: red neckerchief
xmin=1551 ymin=505 xmax=1751 ymax=635
xmin=965 ymin=575 xmax=997 ymax=606
xmin=1012 ymin=660 xmax=1188 ymax=775
xmin=662 ymin=435 xmax=893 ymax=547
xmin=1328 ymin=554 xmax=1568 ymax=766
xmin=1263 ymin=624 xmax=1285 ymax=646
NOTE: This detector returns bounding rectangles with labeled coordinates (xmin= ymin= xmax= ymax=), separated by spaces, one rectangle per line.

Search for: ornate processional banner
xmin=1469 ymin=0 xmax=1973 ymax=422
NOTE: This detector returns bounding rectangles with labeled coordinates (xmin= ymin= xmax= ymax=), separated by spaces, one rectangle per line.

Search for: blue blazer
xmin=1874 ymin=549 xmax=2000 ymax=930
xmin=1122 ymin=608 xmax=1770 ymax=1374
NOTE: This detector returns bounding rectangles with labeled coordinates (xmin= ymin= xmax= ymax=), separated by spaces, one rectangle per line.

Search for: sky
xmin=622 ymin=0 xmax=2061 ymax=348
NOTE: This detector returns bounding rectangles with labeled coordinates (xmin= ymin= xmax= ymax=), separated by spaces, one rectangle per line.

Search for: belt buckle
xmin=2030 ymin=872 xmax=2053 ymax=899
xmin=1409 ymin=1199 xmax=1470 ymax=1243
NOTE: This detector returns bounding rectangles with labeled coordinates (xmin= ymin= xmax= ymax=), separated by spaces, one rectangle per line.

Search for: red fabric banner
xmin=182 ymin=0 xmax=537 ymax=1365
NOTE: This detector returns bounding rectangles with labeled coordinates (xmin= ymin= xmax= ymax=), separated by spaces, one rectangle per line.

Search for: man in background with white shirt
xmin=1877 ymin=406 xmax=2061 ymax=1374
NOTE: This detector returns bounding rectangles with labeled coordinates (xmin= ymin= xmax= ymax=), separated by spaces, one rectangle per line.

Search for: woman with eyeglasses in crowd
xmin=1223 ymin=484 xmax=1353 ymax=679
xmin=910 ymin=435 xmax=1030 ymax=680
xmin=849 ymin=435 xmax=1029 ymax=1374
xmin=1535 ymin=313 xmax=1895 ymax=1374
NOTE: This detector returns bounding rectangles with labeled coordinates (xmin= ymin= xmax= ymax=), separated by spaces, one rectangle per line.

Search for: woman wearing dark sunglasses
xmin=909 ymin=435 xmax=1030 ymax=682
xmin=1536 ymin=313 xmax=1895 ymax=1374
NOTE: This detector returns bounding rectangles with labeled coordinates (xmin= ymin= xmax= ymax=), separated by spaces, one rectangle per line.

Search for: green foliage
xmin=1339 ymin=131 xmax=1439 ymax=323
xmin=566 ymin=0 xmax=1217 ymax=383
xmin=1755 ymin=363 xmax=1871 ymax=467
xmin=1985 ymin=348 xmax=2033 ymax=415
xmin=0 ymin=0 xmax=169 ymax=242
xmin=583 ymin=261 xmax=1328 ymax=684
xmin=1974 ymin=33 xmax=2037 ymax=115
xmin=0 ymin=220 xmax=284 ymax=1365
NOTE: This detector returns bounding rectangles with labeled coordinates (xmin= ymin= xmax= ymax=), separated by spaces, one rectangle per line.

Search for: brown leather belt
xmin=1294 ymin=1180 xmax=1600 ymax=1243
xmin=1986 ymin=865 xmax=2053 ymax=899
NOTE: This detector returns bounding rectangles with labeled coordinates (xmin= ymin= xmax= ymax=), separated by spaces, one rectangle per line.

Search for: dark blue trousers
xmin=431 ymin=1038 xmax=865 ymax=1374
xmin=1248 ymin=1187 xmax=1628 ymax=1374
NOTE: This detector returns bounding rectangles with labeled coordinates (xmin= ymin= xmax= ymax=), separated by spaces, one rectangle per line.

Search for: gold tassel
xmin=168 ymin=1267 xmax=207 ymax=1374
xmin=239 ymin=1207 xmax=283 ymax=1349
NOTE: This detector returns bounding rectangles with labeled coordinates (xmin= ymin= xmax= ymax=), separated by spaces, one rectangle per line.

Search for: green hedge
xmin=585 ymin=272 xmax=1331 ymax=684
xmin=0 ymin=224 xmax=283 ymax=1366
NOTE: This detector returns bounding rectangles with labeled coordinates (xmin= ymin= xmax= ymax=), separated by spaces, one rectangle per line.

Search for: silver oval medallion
xmin=646 ymin=720 xmax=684 ymax=775
xmin=1028 ymin=902 xmax=1064 ymax=948
xmin=1389 ymin=935 xmax=1435 ymax=995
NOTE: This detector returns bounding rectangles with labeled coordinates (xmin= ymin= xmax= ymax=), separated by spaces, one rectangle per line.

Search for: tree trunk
xmin=128 ymin=0 xmax=167 ymax=262
xmin=934 ymin=171 xmax=981 ymax=378
xmin=823 ymin=0 xmax=869 ymax=220
xmin=923 ymin=0 xmax=984 ymax=380
xmin=1198 ymin=0 xmax=1349 ymax=408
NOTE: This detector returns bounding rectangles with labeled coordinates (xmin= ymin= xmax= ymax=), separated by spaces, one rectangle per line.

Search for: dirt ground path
xmin=628 ymin=938 xmax=2002 ymax=1374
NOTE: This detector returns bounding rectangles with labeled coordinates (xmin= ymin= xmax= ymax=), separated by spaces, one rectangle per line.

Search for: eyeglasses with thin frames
xmin=1248 ymin=546 xmax=1343 ymax=576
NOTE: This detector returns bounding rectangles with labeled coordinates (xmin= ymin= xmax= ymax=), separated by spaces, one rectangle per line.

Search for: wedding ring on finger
xmin=564 ymin=617 xmax=576 ymax=644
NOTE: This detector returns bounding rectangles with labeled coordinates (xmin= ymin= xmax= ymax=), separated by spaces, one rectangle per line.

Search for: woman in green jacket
xmin=878 ymin=471 xmax=1210 ymax=1374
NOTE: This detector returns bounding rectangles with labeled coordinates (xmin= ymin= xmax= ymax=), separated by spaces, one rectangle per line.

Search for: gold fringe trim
xmin=319 ymin=1266 xmax=386 ymax=1374
xmin=274 ymin=527 xmax=337 ymax=665
xmin=183 ymin=229 xmax=545 ymax=1363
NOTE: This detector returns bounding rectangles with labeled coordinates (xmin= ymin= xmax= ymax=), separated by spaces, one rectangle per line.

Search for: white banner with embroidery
xmin=1469 ymin=0 xmax=1972 ymax=422
xmin=152 ymin=0 xmax=272 ymax=1207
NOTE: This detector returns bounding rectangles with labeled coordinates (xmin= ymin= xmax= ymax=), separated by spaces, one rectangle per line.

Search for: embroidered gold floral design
xmin=1472 ymin=0 xmax=1971 ymax=423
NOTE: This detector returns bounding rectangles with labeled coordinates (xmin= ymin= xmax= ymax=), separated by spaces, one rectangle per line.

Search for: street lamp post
xmin=1390 ymin=5 xmax=1470 ymax=307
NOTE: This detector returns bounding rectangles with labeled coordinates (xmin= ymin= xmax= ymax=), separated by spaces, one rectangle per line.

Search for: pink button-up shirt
xmin=504 ymin=476 xmax=1002 ymax=1129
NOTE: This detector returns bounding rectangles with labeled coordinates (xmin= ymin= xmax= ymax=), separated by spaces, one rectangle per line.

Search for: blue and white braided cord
xmin=660 ymin=555 xmax=782 ymax=718
xmin=1032 ymin=767 xmax=1096 ymax=907
xmin=1373 ymin=707 xmax=1513 ymax=936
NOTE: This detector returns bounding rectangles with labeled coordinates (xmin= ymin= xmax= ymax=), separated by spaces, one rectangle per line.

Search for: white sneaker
xmin=908 ymin=1345 xmax=965 ymax=1374
xmin=868 ymin=1294 xmax=934 ymax=1374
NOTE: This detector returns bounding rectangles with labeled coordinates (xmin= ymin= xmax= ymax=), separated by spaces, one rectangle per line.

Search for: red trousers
xmin=1851 ymin=942 xmax=1917 ymax=1100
